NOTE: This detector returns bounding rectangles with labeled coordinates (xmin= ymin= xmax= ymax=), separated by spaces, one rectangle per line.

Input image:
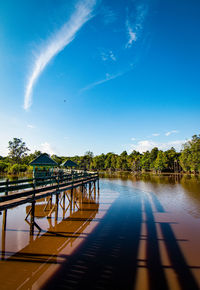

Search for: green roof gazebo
xmin=61 ymin=160 xmax=78 ymax=169
xmin=29 ymin=153 xmax=58 ymax=178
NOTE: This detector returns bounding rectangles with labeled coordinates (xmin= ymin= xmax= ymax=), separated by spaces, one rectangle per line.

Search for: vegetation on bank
xmin=0 ymin=135 xmax=200 ymax=175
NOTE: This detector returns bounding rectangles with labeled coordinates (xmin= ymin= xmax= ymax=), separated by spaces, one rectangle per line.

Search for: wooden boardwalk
xmin=0 ymin=172 xmax=99 ymax=212
xmin=0 ymin=184 xmax=100 ymax=289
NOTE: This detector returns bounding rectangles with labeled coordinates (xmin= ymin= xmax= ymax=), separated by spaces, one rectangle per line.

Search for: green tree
xmin=180 ymin=135 xmax=200 ymax=173
xmin=84 ymin=151 xmax=94 ymax=170
xmin=154 ymin=151 xmax=168 ymax=172
xmin=0 ymin=161 xmax=9 ymax=172
xmin=51 ymin=154 xmax=63 ymax=165
xmin=165 ymin=147 xmax=180 ymax=172
xmin=140 ymin=151 xmax=151 ymax=171
xmin=149 ymin=147 xmax=159 ymax=170
xmin=127 ymin=150 xmax=141 ymax=171
xmin=116 ymin=152 xmax=128 ymax=171
xmin=91 ymin=154 xmax=105 ymax=170
xmin=8 ymin=138 xmax=30 ymax=164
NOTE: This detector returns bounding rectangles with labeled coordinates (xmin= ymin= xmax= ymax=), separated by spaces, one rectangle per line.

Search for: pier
xmin=0 ymin=172 xmax=99 ymax=236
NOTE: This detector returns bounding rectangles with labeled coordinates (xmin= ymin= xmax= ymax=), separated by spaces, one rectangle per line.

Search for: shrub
xmin=7 ymin=164 xmax=28 ymax=174
xmin=0 ymin=161 xmax=9 ymax=172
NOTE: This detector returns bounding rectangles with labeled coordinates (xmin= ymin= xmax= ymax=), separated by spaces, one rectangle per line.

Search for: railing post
xmin=1 ymin=208 xmax=7 ymax=260
xmin=70 ymin=173 xmax=74 ymax=210
xmin=30 ymin=178 xmax=36 ymax=236
xmin=5 ymin=178 xmax=9 ymax=196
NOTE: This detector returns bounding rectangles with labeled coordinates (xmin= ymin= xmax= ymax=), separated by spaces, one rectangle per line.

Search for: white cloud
xmin=125 ymin=4 xmax=148 ymax=48
xmin=27 ymin=124 xmax=35 ymax=129
xmin=24 ymin=0 xmax=96 ymax=110
xmin=126 ymin=21 xmax=137 ymax=48
xmin=131 ymin=137 xmax=136 ymax=141
xmin=152 ymin=133 xmax=160 ymax=136
xmin=165 ymin=130 xmax=179 ymax=136
xmin=131 ymin=139 xmax=184 ymax=153
xmin=39 ymin=142 xmax=55 ymax=155
xmin=131 ymin=140 xmax=156 ymax=152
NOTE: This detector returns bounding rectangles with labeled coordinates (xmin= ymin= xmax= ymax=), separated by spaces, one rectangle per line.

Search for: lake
xmin=0 ymin=173 xmax=200 ymax=289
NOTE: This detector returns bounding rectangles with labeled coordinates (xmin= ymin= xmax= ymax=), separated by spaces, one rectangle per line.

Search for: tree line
xmin=0 ymin=134 xmax=200 ymax=174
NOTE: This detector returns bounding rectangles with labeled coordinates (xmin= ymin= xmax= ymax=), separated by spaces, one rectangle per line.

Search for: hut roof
xmin=29 ymin=153 xmax=58 ymax=166
xmin=62 ymin=160 xmax=78 ymax=168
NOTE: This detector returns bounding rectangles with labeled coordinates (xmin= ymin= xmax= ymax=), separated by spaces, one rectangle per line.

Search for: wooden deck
xmin=0 ymin=172 xmax=99 ymax=212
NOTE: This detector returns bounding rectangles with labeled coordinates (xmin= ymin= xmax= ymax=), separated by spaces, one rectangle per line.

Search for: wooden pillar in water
xmin=89 ymin=182 xmax=91 ymax=198
xmin=63 ymin=192 xmax=66 ymax=219
xmin=70 ymin=188 xmax=73 ymax=215
xmin=93 ymin=180 xmax=96 ymax=199
xmin=55 ymin=193 xmax=59 ymax=224
xmin=1 ymin=209 xmax=7 ymax=260
xmin=97 ymin=177 xmax=100 ymax=201
xmin=73 ymin=188 xmax=75 ymax=212
xmin=30 ymin=179 xmax=36 ymax=236
xmin=30 ymin=201 xmax=35 ymax=236
xmin=2 ymin=178 xmax=9 ymax=259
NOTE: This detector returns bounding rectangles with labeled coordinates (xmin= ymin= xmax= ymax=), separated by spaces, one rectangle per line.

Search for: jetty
xmin=0 ymin=171 xmax=99 ymax=235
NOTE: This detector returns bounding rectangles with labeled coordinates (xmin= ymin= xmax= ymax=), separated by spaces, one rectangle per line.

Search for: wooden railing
xmin=0 ymin=172 xmax=99 ymax=211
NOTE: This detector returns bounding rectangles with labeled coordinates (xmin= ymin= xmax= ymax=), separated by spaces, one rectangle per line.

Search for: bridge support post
xmin=1 ymin=209 xmax=7 ymax=260
xmin=89 ymin=182 xmax=91 ymax=197
xmin=55 ymin=193 xmax=59 ymax=223
xmin=93 ymin=180 xmax=96 ymax=198
xmin=30 ymin=201 xmax=35 ymax=236
xmin=70 ymin=188 xmax=73 ymax=215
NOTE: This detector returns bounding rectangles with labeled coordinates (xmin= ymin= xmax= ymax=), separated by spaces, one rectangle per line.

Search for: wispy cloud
xmin=126 ymin=4 xmax=148 ymax=48
xmin=101 ymin=6 xmax=117 ymax=25
xmin=24 ymin=0 xmax=96 ymax=110
xmin=27 ymin=124 xmax=35 ymax=129
xmin=80 ymin=71 xmax=124 ymax=92
xmin=101 ymin=50 xmax=116 ymax=62
xmin=126 ymin=21 xmax=137 ymax=48
xmin=165 ymin=130 xmax=179 ymax=136
xmin=152 ymin=133 xmax=160 ymax=136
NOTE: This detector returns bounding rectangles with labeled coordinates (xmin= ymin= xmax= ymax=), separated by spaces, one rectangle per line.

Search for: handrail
xmin=0 ymin=172 xmax=97 ymax=193
xmin=0 ymin=173 xmax=99 ymax=203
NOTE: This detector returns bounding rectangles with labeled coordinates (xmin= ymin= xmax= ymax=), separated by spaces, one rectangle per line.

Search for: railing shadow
xmin=43 ymin=190 xmax=199 ymax=290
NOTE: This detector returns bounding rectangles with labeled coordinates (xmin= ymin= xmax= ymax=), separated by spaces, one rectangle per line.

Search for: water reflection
xmin=43 ymin=181 xmax=200 ymax=290
xmin=0 ymin=174 xmax=200 ymax=289
xmin=0 ymin=184 xmax=102 ymax=289
xmin=101 ymin=172 xmax=200 ymax=218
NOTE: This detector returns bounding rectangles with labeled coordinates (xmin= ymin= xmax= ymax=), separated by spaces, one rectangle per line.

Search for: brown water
xmin=0 ymin=173 xmax=200 ymax=290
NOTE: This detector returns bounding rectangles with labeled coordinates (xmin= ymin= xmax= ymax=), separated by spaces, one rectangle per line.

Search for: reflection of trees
xmin=180 ymin=175 xmax=200 ymax=202
xmin=100 ymin=172 xmax=184 ymax=185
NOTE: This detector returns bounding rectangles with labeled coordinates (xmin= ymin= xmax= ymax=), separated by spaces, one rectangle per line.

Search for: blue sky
xmin=0 ymin=0 xmax=200 ymax=156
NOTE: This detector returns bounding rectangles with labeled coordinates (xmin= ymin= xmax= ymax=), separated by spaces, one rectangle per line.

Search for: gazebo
xmin=29 ymin=153 xmax=58 ymax=178
xmin=61 ymin=160 xmax=78 ymax=172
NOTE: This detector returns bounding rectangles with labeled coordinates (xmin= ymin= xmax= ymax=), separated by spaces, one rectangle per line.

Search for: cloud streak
xmin=80 ymin=71 xmax=125 ymax=92
xmin=24 ymin=0 xmax=96 ymax=110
